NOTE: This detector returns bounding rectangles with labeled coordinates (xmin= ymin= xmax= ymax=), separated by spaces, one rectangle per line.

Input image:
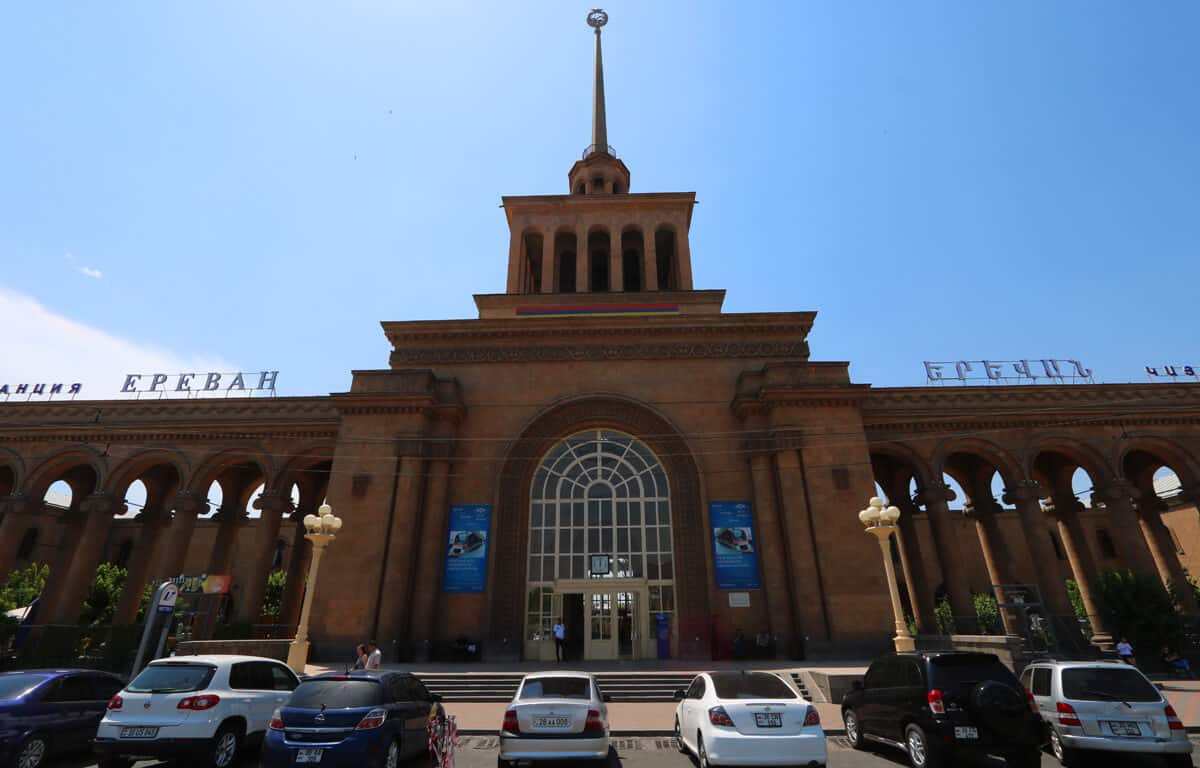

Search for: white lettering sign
xmin=121 ymin=371 xmax=279 ymax=398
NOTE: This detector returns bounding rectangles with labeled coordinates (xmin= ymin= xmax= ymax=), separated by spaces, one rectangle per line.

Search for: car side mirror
xmin=673 ymin=689 xmax=686 ymax=701
xmin=602 ymin=693 xmax=612 ymax=703
xmin=852 ymin=681 xmax=864 ymax=691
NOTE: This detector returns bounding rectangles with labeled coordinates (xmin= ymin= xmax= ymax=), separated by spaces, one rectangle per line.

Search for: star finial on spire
xmin=586 ymin=9 xmax=611 ymax=157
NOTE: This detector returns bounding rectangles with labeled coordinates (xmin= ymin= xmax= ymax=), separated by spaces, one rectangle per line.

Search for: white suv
xmin=93 ymin=654 xmax=300 ymax=768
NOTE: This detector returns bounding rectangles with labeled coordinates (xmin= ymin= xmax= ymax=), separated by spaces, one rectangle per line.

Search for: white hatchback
xmin=674 ymin=671 xmax=826 ymax=767
xmin=93 ymin=654 xmax=300 ymax=768
xmin=498 ymin=671 xmax=611 ymax=766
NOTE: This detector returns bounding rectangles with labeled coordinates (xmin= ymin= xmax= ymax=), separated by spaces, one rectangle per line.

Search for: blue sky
xmin=2 ymin=1 xmax=1197 ymax=397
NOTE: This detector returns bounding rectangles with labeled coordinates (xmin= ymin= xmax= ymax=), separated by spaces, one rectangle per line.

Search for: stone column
xmin=149 ymin=492 xmax=206 ymax=583
xmin=206 ymin=503 xmax=247 ymax=575
xmin=575 ymin=226 xmax=589 ymax=292
xmin=0 ymin=495 xmax=35 ymax=582
xmin=1094 ymin=481 xmax=1159 ymax=575
xmin=1006 ymin=481 xmax=1075 ymax=616
xmin=505 ymin=226 xmax=523 ymax=293
xmin=748 ymin=451 xmax=796 ymax=656
xmin=112 ymin=505 xmax=169 ymax=625
xmin=1135 ymin=495 xmax=1198 ymax=611
xmin=36 ymin=499 xmax=89 ymax=624
xmin=964 ymin=501 xmax=1019 ymax=635
xmin=643 ymin=230 xmax=658 ymax=291
xmin=49 ymin=494 xmax=124 ymax=624
xmin=773 ymin=447 xmax=830 ymax=642
xmin=915 ymin=482 xmax=974 ymax=623
xmin=609 ymin=226 xmax=623 ymax=292
xmin=277 ymin=516 xmax=311 ymax=629
xmin=541 ymin=227 xmax=556 ymax=294
xmin=1043 ymin=496 xmax=1111 ymax=644
xmin=894 ymin=499 xmax=936 ymax=633
xmin=408 ymin=457 xmax=451 ymax=659
xmin=235 ymin=492 xmax=291 ymax=624
xmin=376 ymin=453 xmax=427 ymax=650
xmin=676 ymin=228 xmax=694 ymax=289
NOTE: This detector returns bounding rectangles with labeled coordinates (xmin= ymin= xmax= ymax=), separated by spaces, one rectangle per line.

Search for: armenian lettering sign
xmin=1146 ymin=365 xmax=1199 ymax=381
xmin=924 ymin=359 xmax=1093 ymax=385
xmin=443 ymin=505 xmax=491 ymax=593
xmin=710 ymin=501 xmax=761 ymax=590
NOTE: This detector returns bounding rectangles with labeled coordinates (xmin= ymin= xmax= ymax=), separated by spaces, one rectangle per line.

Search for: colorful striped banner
xmin=515 ymin=303 xmax=679 ymax=318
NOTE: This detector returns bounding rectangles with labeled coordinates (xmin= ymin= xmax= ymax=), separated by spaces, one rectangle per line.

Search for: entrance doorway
xmin=563 ymin=593 xmax=584 ymax=662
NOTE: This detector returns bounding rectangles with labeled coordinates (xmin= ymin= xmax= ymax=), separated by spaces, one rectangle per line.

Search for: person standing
xmin=553 ymin=620 xmax=566 ymax=663
xmin=365 ymin=639 xmax=383 ymax=670
xmin=1116 ymin=637 xmax=1136 ymax=666
xmin=352 ymin=643 xmax=367 ymax=670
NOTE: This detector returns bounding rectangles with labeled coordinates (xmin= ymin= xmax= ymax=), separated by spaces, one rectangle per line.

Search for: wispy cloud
xmin=0 ymin=286 xmax=235 ymax=398
xmin=79 ymin=266 xmax=103 ymax=279
xmin=65 ymin=250 xmax=103 ymax=280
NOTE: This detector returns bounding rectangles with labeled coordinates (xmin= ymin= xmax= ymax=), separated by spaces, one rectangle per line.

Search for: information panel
xmin=710 ymin=501 xmax=761 ymax=590
xmin=443 ymin=505 xmax=491 ymax=593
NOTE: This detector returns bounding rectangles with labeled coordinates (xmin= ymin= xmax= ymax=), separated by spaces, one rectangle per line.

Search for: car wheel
xmin=14 ymin=734 xmax=47 ymax=768
xmin=697 ymin=732 xmax=712 ymax=768
xmin=1048 ymin=728 xmax=1081 ymax=767
xmin=208 ymin=723 xmax=242 ymax=768
xmin=905 ymin=724 xmax=941 ymax=768
xmin=674 ymin=717 xmax=688 ymax=753
xmin=843 ymin=709 xmax=864 ymax=749
xmin=384 ymin=738 xmax=400 ymax=768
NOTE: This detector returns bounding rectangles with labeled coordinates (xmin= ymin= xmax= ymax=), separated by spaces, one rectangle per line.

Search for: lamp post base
xmin=287 ymin=640 xmax=310 ymax=674
xmin=892 ymin=634 xmax=916 ymax=653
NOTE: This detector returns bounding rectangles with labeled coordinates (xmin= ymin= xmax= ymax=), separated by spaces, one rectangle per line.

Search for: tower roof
xmin=586 ymin=8 xmax=611 ymax=159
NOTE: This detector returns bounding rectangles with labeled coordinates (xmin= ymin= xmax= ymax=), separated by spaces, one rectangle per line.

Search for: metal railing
xmin=581 ymin=143 xmax=617 ymax=159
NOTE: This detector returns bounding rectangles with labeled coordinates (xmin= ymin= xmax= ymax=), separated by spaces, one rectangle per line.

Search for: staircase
xmin=418 ymin=671 xmax=811 ymax=703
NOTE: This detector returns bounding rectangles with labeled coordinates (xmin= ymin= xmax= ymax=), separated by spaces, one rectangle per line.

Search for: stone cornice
xmin=391 ymin=339 xmax=811 ymax=367
xmin=501 ymin=191 xmax=696 ymax=214
xmin=863 ymin=383 xmax=1200 ymax=432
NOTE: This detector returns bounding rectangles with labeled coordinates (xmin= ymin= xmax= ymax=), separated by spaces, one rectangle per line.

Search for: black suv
xmin=841 ymin=652 xmax=1043 ymax=768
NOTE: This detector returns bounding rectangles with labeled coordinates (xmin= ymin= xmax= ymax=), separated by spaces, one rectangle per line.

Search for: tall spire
xmin=587 ymin=8 xmax=610 ymax=157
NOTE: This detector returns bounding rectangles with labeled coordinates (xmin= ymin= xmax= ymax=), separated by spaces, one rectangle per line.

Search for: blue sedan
xmin=262 ymin=670 xmax=439 ymax=768
xmin=0 ymin=669 xmax=124 ymax=768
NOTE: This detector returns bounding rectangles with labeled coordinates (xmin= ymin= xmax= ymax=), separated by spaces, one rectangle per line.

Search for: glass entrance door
xmin=616 ymin=591 xmax=638 ymax=660
xmin=587 ymin=592 xmax=615 ymax=659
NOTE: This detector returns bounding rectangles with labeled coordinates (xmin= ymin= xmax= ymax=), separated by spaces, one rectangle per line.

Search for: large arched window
xmin=526 ymin=430 xmax=675 ymax=645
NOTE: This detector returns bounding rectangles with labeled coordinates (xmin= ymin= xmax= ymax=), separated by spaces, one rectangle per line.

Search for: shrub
xmin=1096 ymin=568 xmax=1183 ymax=654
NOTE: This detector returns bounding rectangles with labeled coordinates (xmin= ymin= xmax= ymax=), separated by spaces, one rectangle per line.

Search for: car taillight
xmin=356 ymin=708 xmax=387 ymax=730
xmin=927 ymin=689 xmax=945 ymax=715
xmin=177 ymin=694 xmax=220 ymax=711
xmin=1025 ymin=690 xmax=1037 ymax=714
xmin=803 ymin=706 xmax=820 ymax=727
xmin=501 ymin=709 xmax=520 ymax=733
xmin=1166 ymin=705 xmax=1184 ymax=731
xmin=269 ymin=708 xmax=284 ymax=730
xmin=708 ymin=706 xmax=735 ymax=727
xmin=1056 ymin=701 xmax=1081 ymax=727
xmin=107 ymin=694 xmax=123 ymax=710
xmin=584 ymin=709 xmax=604 ymax=733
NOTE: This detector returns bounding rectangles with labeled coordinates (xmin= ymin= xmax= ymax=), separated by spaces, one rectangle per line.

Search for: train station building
xmin=1 ymin=14 xmax=1199 ymax=663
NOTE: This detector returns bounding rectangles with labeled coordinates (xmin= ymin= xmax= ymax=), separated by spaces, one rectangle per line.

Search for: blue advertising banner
xmin=710 ymin=501 xmax=761 ymax=590
xmin=443 ymin=505 xmax=491 ymax=593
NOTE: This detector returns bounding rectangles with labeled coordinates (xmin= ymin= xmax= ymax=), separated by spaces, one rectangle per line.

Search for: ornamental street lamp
xmin=860 ymin=496 xmax=917 ymax=653
xmin=286 ymin=503 xmax=343 ymax=673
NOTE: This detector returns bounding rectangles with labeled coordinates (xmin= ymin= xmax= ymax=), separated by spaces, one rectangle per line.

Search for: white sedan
xmin=674 ymin=671 xmax=826 ymax=767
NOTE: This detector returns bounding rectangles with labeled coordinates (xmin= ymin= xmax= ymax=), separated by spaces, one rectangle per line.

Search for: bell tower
xmin=498 ymin=9 xmax=700 ymax=305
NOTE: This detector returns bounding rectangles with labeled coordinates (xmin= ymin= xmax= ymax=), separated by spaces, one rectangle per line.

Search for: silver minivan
xmin=1021 ymin=660 xmax=1192 ymax=767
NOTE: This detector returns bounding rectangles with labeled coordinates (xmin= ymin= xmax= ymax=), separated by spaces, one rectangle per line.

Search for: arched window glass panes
xmin=527 ymin=430 xmax=675 ymax=639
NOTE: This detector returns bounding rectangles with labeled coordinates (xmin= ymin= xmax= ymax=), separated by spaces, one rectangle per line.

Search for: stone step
xmin=414 ymin=671 xmax=810 ymax=703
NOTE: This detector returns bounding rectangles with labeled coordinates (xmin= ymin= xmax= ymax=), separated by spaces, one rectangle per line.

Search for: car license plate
xmin=754 ymin=712 xmax=782 ymax=728
xmin=532 ymin=716 xmax=571 ymax=728
xmin=296 ymin=748 xmax=324 ymax=763
xmin=1104 ymin=721 xmax=1141 ymax=737
xmin=119 ymin=726 xmax=159 ymax=739
xmin=953 ymin=726 xmax=978 ymax=740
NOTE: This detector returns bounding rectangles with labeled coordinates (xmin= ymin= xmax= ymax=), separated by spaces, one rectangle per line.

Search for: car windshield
xmin=1062 ymin=667 xmax=1160 ymax=703
xmin=0 ymin=674 xmax=50 ymax=700
xmin=127 ymin=663 xmax=215 ymax=693
xmin=289 ymin=680 xmax=383 ymax=709
xmin=929 ymin=654 xmax=1019 ymax=694
xmin=711 ymin=673 xmax=796 ymax=700
xmin=519 ymin=677 xmax=591 ymax=700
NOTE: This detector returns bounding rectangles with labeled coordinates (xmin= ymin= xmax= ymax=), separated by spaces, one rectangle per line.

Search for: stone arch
xmin=620 ymin=225 xmax=644 ymax=292
xmin=185 ymin=448 xmax=274 ymax=498
xmin=870 ymin=442 xmax=935 ymax=497
xmin=586 ymin=226 xmax=612 ymax=292
xmin=552 ymin=229 xmax=578 ymax=293
xmin=519 ymin=226 xmax=545 ymax=294
xmin=488 ymin=395 xmax=708 ymax=657
xmin=102 ymin=449 xmax=190 ymax=498
xmin=653 ymin=225 xmax=679 ymax=290
xmin=24 ymin=447 xmax=107 ymax=500
xmin=273 ymin=445 xmax=335 ymax=496
xmin=0 ymin=448 xmax=27 ymax=494
xmin=1117 ymin=435 xmax=1200 ymax=491
xmin=930 ymin=437 xmax=1023 ymax=497
xmin=1024 ymin=436 xmax=1114 ymax=492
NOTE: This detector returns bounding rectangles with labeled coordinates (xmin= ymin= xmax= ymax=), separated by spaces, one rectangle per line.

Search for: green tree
xmin=1096 ymin=568 xmax=1183 ymax=654
xmin=0 ymin=563 xmax=48 ymax=613
xmin=973 ymin=592 xmax=1001 ymax=634
xmin=1064 ymin=579 xmax=1093 ymax=637
xmin=78 ymin=563 xmax=127 ymax=626
xmin=263 ymin=570 xmax=286 ymax=620
xmin=934 ymin=596 xmax=956 ymax=635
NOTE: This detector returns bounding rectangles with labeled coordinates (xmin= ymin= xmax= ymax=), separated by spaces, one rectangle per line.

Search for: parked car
xmin=1021 ymin=659 xmax=1193 ymax=767
xmin=673 ymin=671 xmax=826 ymax=767
xmin=261 ymin=670 xmax=440 ymax=768
xmin=94 ymin=654 xmax=300 ymax=768
xmin=841 ymin=651 xmax=1042 ymax=768
xmin=0 ymin=668 xmax=123 ymax=768
xmin=498 ymin=671 xmax=611 ymax=766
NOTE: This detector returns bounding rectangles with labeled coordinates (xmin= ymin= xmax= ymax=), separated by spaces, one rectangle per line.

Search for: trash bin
xmin=656 ymin=612 xmax=671 ymax=660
